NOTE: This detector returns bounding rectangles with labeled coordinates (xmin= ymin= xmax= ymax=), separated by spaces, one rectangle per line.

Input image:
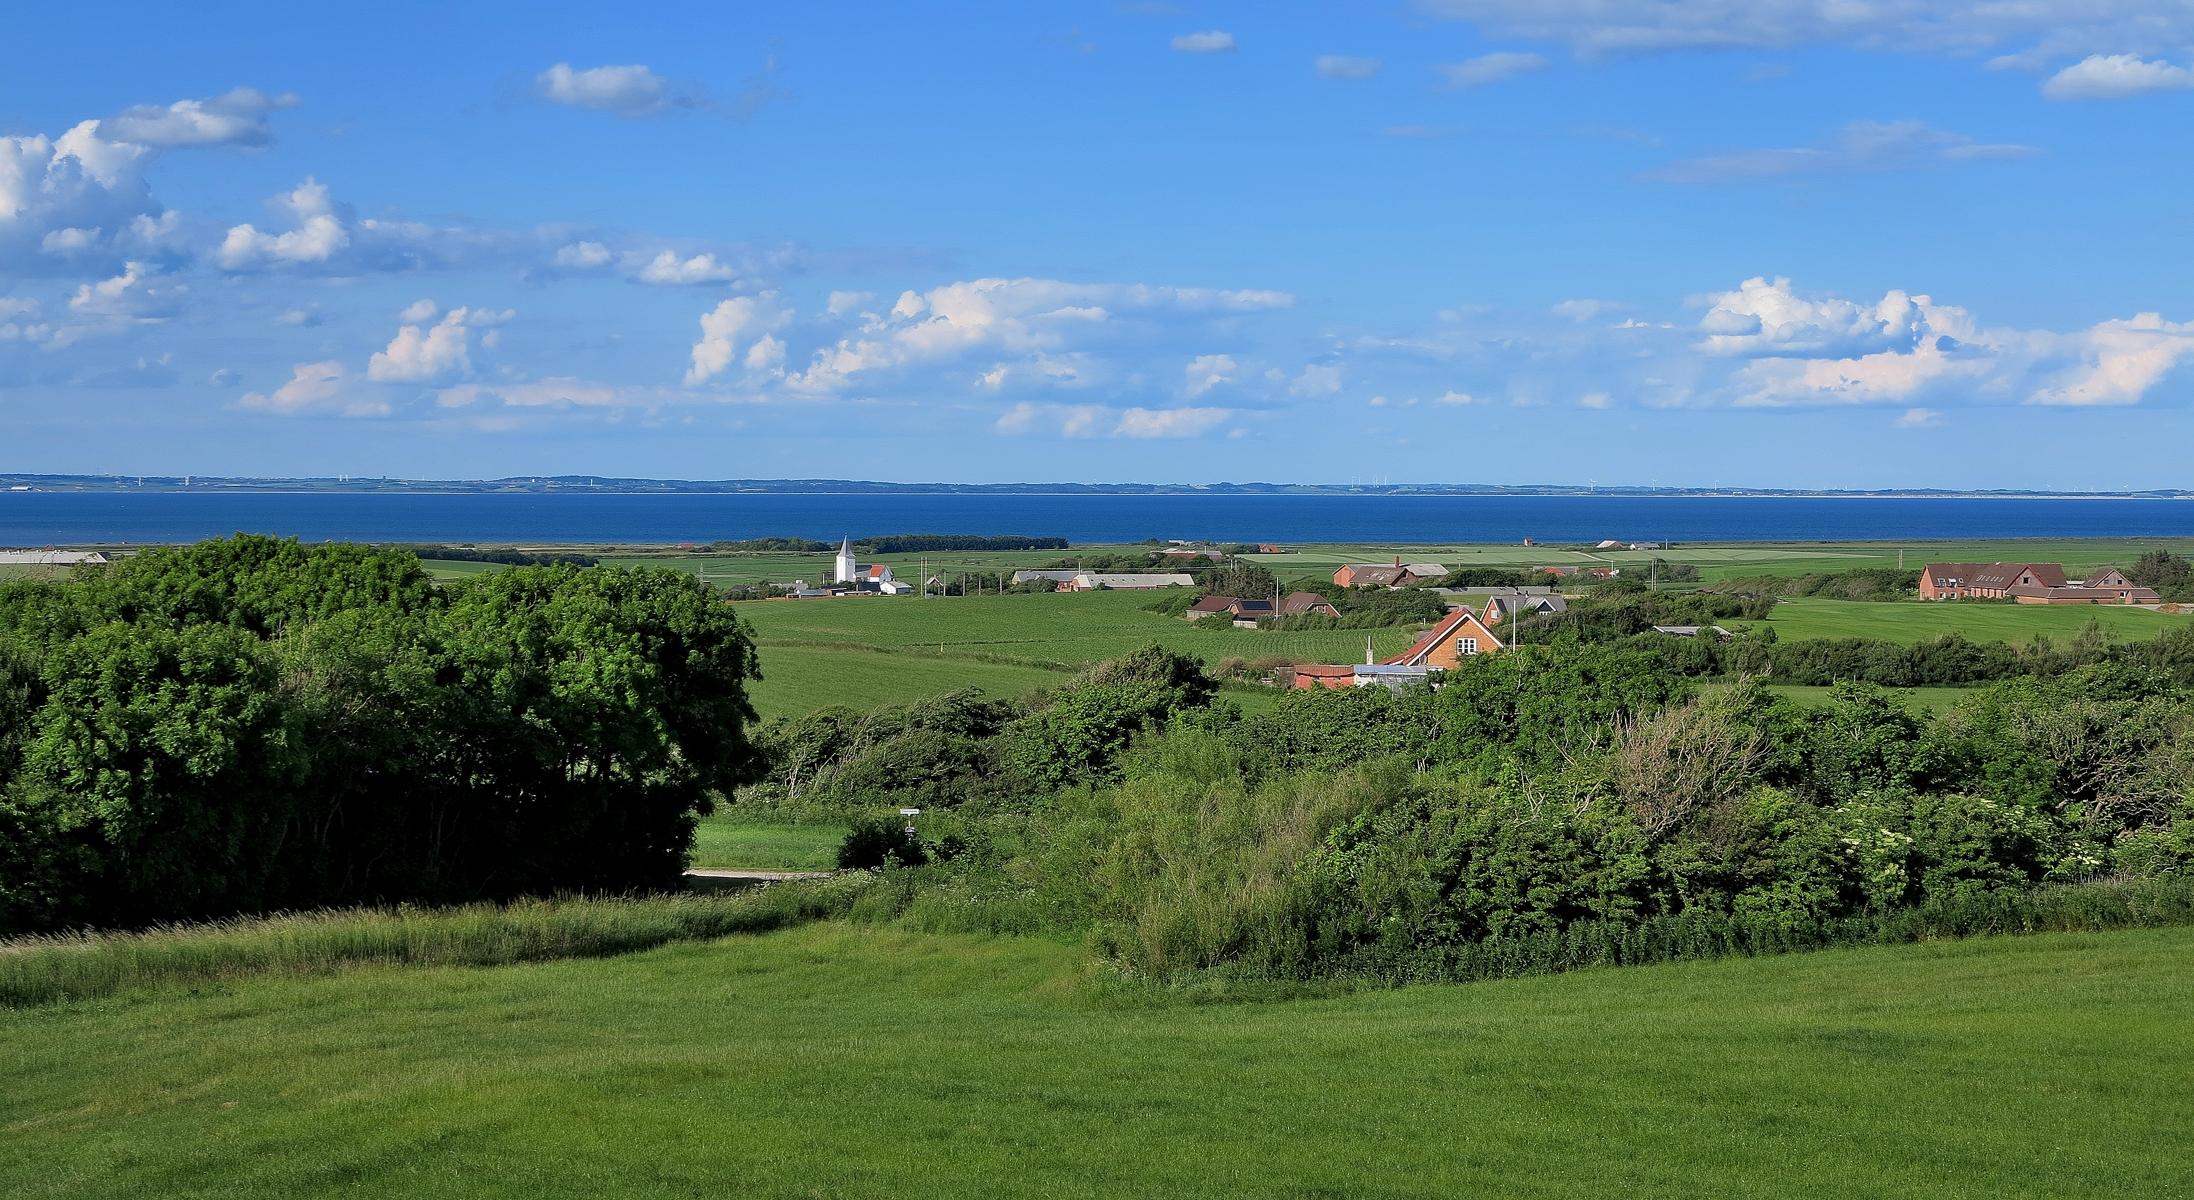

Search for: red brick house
xmin=1383 ymin=607 xmax=1504 ymax=669
xmin=1919 ymin=562 xmax=2067 ymax=600
xmin=1921 ymin=562 xmax=2157 ymax=604
xmin=1278 ymin=591 xmax=1340 ymax=617
xmin=2012 ymin=567 xmax=2162 ymax=605
xmin=1334 ymin=559 xmax=1414 ymax=588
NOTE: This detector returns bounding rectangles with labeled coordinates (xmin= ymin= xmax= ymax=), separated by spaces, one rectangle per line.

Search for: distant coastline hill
xmin=2 ymin=474 xmax=2189 ymax=500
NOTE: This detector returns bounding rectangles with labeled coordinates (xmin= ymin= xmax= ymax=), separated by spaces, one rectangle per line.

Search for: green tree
xmin=16 ymin=622 xmax=303 ymax=926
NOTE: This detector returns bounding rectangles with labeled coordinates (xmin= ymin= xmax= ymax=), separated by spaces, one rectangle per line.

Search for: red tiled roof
xmin=1382 ymin=607 xmax=1502 ymax=666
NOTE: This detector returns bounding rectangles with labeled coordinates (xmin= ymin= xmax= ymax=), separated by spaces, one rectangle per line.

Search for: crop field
xmin=1747 ymin=597 xmax=2187 ymax=645
xmin=4 ymin=922 xmax=2190 ymax=1198
xmin=735 ymin=588 xmax=1420 ymax=670
xmin=734 ymin=591 xmax=1414 ymax=717
xmin=744 ymin=644 xmax=1074 ymax=721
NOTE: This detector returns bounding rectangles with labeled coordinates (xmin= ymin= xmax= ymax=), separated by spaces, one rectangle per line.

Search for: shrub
xmin=837 ymin=816 xmax=930 ymax=869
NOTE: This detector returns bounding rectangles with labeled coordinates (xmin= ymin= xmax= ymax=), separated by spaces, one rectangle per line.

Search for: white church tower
xmin=833 ymin=536 xmax=858 ymax=585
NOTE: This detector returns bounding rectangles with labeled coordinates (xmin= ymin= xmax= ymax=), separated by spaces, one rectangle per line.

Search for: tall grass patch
xmin=0 ymin=876 xmax=870 ymax=1006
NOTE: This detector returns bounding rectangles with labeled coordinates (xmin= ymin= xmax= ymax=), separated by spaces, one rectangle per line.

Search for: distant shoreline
xmin=3 ymin=475 xmax=2188 ymax=501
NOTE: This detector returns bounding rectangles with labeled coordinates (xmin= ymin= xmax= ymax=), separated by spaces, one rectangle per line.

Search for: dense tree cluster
xmin=2128 ymin=550 xmax=2194 ymax=602
xmin=0 ymin=536 xmax=762 ymax=935
xmin=860 ymin=535 xmax=1068 ymax=553
xmin=385 ymin=545 xmax=601 ymax=567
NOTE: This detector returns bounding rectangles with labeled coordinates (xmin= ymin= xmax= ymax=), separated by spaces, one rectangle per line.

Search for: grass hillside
xmin=5 ymin=923 xmax=2190 ymax=1198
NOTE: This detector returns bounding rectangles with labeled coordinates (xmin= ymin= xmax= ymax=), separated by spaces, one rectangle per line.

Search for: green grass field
xmin=735 ymin=589 xmax=1418 ymax=668
xmin=689 ymin=819 xmax=847 ymax=870
xmin=5 ymin=922 xmax=2191 ymax=1198
xmin=1749 ymin=596 xmax=2187 ymax=645
xmin=736 ymin=592 xmax=1411 ymax=718
xmin=745 ymin=644 xmax=1074 ymax=721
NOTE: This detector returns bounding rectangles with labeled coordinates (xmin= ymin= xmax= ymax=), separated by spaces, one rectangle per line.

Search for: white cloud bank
xmin=240 ymin=361 xmax=389 ymax=417
xmin=781 ymin=276 xmax=1292 ymax=396
xmin=1694 ymin=276 xmax=2194 ymax=409
xmin=2042 ymin=54 xmax=2194 ymax=99
xmin=536 ymin=63 xmax=685 ymax=116
xmin=996 ymin=402 xmax=1234 ymax=439
xmin=1413 ymin=1 xmax=2194 ymax=61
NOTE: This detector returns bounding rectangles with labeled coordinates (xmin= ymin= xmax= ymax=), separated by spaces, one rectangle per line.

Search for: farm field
xmin=736 ymin=592 xmax=1407 ymax=717
xmin=4 ymin=922 xmax=2191 ymax=1198
xmin=744 ymin=644 xmax=1073 ymax=721
xmin=735 ymin=588 xmax=1420 ymax=671
xmin=1748 ymin=596 xmax=2187 ymax=645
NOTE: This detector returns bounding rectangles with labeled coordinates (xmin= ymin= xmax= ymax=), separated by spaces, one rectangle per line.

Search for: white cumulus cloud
xmin=553 ymin=240 xmax=614 ymax=269
xmin=687 ymin=293 xmax=792 ymax=385
xmin=2043 ymin=54 xmax=2194 ymax=99
xmin=367 ymin=305 xmax=510 ymax=383
xmin=536 ymin=63 xmax=684 ymax=116
xmin=215 ymin=178 xmax=349 ymax=268
xmin=241 ymin=360 xmax=388 ymax=417
xmin=785 ymin=277 xmax=1292 ymax=395
xmin=66 ymin=260 xmax=186 ymax=320
xmin=637 ymin=250 xmax=743 ymax=286
xmin=98 ymin=87 xmax=296 ymax=148
xmin=1184 ymin=353 xmax=1237 ymax=397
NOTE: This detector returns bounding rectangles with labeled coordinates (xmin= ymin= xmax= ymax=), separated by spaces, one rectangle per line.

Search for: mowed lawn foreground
xmin=5 ymin=924 xmax=2192 ymax=1199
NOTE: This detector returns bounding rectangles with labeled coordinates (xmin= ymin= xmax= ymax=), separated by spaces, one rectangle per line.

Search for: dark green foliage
xmin=893 ymin=644 xmax=2194 ymax=991
xmin=837 ymin=816 xmax=929 ymax=869
xmin=80 ymin=534 xmax=439 ymax=637
xmin=1199 ymin=563 xmax=1278 ymax=601
xmin=1001 ymin=646 xmax=1220 ymax=793
xmin=1429 ymin=643 xmax=1694 ymax=775
xmin=1434 ymin=567 xmax=1558 ymax=589
xmin=0 ymin=537 xmax=764 ymax=934
xmin=706 ymin=537 xmax=832 ymax=552
xmin=389 ymin=545 xmax=600 ymax=567
xmin=1717 ymin=568 xmax=1920 ymax=601
xmin=13 ymin=623 xmax=302 ymax=928
xmin=1270 ymin=584 xmax=1446 ymax=630
xmin=2127 ymin=549 xmax=2194 ymax=600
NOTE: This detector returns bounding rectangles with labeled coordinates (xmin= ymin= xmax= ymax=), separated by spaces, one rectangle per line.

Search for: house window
xmin=1458 ymin=637 xmax=1478 ymax=655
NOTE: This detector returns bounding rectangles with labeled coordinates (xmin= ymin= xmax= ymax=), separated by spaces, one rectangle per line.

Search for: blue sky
xmin=5 ymin=2 xmax=2193 ymax=488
